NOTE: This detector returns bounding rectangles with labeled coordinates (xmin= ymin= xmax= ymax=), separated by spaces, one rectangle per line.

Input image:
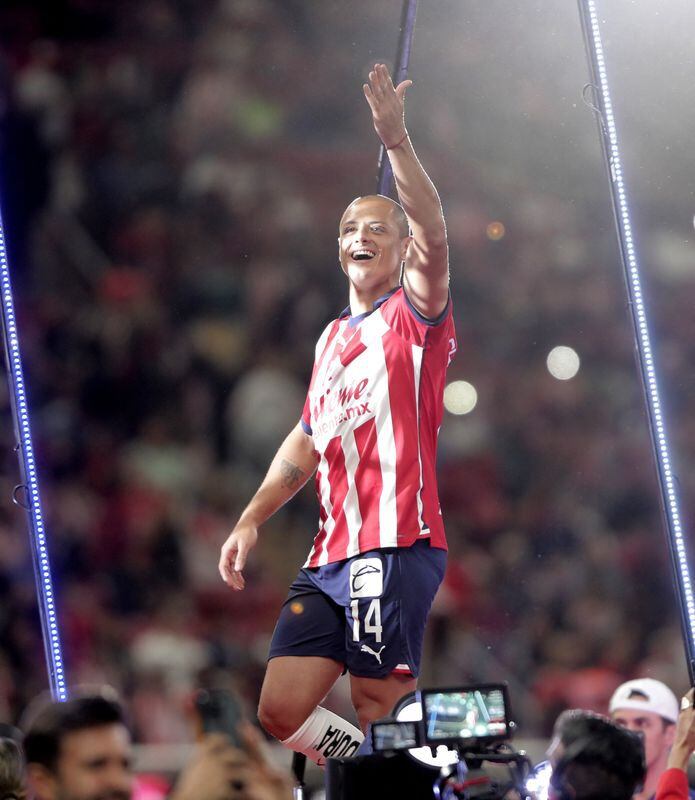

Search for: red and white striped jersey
xmin=300 ymin=286 xmax=456 ymax=567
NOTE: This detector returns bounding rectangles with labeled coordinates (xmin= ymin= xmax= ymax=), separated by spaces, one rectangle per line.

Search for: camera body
xmin=371 ymin=683 xmax=512 ymax=755
xmin=364 ymin=683 xmax=532 ymax=800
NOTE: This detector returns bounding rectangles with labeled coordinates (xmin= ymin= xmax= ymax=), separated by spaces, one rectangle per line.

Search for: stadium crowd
xmin=0 ymin=0 xmax=693 ymax=746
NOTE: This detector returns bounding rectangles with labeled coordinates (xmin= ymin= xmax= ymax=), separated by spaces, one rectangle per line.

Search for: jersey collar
xmin=340 ymin=286 xmax=400 ymax=327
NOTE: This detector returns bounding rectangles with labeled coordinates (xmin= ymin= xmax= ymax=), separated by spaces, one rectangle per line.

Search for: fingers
xmin=200 ymin=734 xmax=246 ymax=763
xmin=219 ymin=541 xmax=246 ymax=591
xmin=363 ymin=83 xmax=375 ymax=108
xmin=225 ymin=563 xmax=245 ymax=591
xmin=234 ymin=541 xmax=248 ymax=572
xmin=369 ymin=64 xmax=409 ymax=91
xmin=239 ymin=722 xmax=270 ymax=767
xmin=395 ymin=79 xmax=412 ymax=101
xmin=369 ymin=64 xmax=388 ymax=97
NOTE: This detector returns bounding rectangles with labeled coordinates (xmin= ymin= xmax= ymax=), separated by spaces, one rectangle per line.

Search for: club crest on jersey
xmin=349 ymin=558 xmax=383 ymax=598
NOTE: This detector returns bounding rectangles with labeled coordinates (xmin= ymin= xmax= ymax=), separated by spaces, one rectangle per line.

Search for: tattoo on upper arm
xmin=280 ymin=459 xmax=306 ymax=489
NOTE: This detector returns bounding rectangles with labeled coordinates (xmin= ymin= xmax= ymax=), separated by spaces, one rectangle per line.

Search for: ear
xmin=27 ymin=763 xmax=59 ymax=800
xmin=665 ymin=721 xmax=676 ymax=748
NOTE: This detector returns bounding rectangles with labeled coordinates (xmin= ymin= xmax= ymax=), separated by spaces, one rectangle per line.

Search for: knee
xmin=257 ymin=696 xmax=307 ymax=742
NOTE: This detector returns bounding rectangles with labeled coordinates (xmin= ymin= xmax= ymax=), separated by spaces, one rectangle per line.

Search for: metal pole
xmin=376 ymin=0 xmax=419 ymax=196
xmin=577 ymin=0 xmax=695 ymax=682
xmin=0 ymin=207 xmax=68 ymax=700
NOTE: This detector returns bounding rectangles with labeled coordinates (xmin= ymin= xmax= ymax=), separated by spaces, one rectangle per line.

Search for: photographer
xmin=169 ymin=724 xmax=293 ymax=800
xmin=22 ymin=691 xmax=291 ymax=800
xmin=547 ymin=709 xmax=645 ymax=800
xmin=655 ymin=689 xmax=695 ymax=800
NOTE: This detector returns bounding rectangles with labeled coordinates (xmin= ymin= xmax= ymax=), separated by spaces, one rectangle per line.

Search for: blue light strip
xmin=376 ymin=0 xmax=418 ymax=196
xmin=0 ymin=216 xmax=68 ymax=701
xmin=578 ymin=0 xmax=695 ymax=677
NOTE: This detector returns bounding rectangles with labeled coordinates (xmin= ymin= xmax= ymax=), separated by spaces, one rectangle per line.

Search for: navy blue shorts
xmin=268 ymin=540 xmax=446 ymax=678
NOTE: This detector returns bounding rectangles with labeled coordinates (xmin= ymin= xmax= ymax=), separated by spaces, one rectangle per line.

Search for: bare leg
xmin=258 ymin=655 xmax=344 ymax=741
xmin=350 ymin=673 xmax=417 ymax=733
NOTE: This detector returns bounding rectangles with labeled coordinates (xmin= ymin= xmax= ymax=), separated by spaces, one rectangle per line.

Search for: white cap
xmin=609 ymin=678 xmax=679 ymax=724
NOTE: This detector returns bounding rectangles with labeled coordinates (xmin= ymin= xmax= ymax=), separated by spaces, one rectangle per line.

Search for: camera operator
xmin=21 ymin=690 xmax=292 ymax=800
xmin=547 ymin=709 xmax=646 ymax=800
xmin=609 ymin=678 xmax=695 ymax=800
xmin=655 ymin=688 xmax=695 ymax=800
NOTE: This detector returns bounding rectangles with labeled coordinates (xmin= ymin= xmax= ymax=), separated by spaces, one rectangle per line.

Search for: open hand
xmin=363 ymin=63 xmax=411 ymax=149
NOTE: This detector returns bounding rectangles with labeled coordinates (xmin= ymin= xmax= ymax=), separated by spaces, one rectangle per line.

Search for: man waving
xmin=219 ymin=63 xmax=455 ymax=764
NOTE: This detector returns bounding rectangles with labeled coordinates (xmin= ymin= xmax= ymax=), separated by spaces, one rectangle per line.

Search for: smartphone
xmin=420 ymin=684 xmax=510 ymax=746
xmin=194 ymin=688 xmax=245 ymax=748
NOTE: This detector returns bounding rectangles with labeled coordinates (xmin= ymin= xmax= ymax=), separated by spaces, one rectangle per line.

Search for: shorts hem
xmin=347 ymin=664 xmax=419 ymax=679
xmin=267 ymin=651 xmax=345 ymax=669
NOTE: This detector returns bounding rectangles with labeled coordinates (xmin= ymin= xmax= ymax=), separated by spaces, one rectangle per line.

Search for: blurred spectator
xmin=548 ymin=709 xmax=646 ymax=800
xmin=23 ymin=692 xmax=133 ymax=800
xmin=610 ymin=678 xmax=695 ymax=800
xmin=22 ymin=689 xmax=292 ymax=800
xmin=0 ymin=734 xmax=26 ymax=800
xmin=169 ymin=727 xmax=293 ymax=800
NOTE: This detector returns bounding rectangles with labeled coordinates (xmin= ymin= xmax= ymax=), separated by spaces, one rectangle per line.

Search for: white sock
xmin=281 ymin=706 xmax=364 ymax=764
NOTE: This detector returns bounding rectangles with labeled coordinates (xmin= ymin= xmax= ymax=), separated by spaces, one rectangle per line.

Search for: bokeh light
xmin=444 ymin=380 xmax=478 ymax=414
xmin=546 ymin=346 xmax=580 ymax=380
xmin=486 ymin=221 xmax=505 ymax=240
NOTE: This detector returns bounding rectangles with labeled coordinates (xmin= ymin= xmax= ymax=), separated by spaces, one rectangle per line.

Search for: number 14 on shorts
xmin=348 ymin=557 xmax=384 ymax=644
xmin=350 ymin=598 xmax=383 ymax=643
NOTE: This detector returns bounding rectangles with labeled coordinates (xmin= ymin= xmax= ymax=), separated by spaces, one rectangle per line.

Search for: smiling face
xmin=338 ymin=195 xmax=410 ymax=303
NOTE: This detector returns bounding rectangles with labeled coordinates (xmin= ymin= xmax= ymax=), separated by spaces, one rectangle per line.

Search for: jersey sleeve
xmin=379 ymin=286 xmax=453 ymax=348
xmin=301 ymin=391 xmax=313 ymax=434
xmin=655 ymin=768 xmax=690 ymax=800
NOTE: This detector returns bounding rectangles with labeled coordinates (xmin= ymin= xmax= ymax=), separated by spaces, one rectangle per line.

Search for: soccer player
xmin=219 ymin=62 xmax=455 ymax=764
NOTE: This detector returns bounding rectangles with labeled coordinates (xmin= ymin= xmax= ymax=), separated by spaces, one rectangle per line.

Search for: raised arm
xmin=363 ymin=63 xmax=449 ymax=318
xmin=218 ymin=421 xmax=318 ymax=590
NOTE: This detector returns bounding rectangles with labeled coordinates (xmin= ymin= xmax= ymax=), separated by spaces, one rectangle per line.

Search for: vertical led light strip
xmin=0 ymin=217 xmax=67 ymax=701
xmin=578 ymin=0 xmax=695 ymax=679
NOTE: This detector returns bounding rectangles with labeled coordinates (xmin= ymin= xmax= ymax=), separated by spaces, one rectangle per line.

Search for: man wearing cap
xmin=610 ymin=678 xmax=695 ymax=800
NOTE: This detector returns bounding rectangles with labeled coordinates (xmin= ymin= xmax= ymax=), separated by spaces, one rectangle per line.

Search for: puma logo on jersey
xmin=361 ymin=644 xmax=386 ymax=664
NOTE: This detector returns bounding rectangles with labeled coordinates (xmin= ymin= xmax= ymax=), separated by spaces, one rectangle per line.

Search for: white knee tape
xmin=281 ymin=706 xmax=363 ymax=764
